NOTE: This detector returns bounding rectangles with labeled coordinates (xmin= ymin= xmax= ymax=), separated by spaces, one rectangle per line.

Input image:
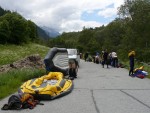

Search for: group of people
xmin=77 ymin=49 xmax=146 ymax=78
xmin=69 ymin=49 xmax=148 ymax=78
xmin=99 ymin=50 xmax=118 ymax=68
xmin=84 ymin=50 xmax=118 ymax=68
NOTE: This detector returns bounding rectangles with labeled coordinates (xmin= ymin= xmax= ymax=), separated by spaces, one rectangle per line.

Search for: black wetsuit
xmin=129 ymin=55 xmax=134 ymax=75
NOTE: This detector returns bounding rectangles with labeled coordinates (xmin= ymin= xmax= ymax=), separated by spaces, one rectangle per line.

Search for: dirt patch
xmin=0 ymin=54 xmax=45 ymax=73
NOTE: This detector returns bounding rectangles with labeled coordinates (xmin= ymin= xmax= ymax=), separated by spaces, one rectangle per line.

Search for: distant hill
xmin=37 ymin=26 xmax=60 ymax=40
xmin=36 ymin=26 xmax=51 ymax=40
xmin=41 ymin=26 xmax=60 ymax=38
xmin=0 ymin=6 xmax=59 ymax=40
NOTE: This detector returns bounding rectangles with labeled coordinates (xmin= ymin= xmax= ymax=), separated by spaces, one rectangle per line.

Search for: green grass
xmin=0 ymin=43 xmax=50 ymax=99
xmin=0 ymin=43 xmax=50 ymax=66
xmin=0 ymin=68 xmax=46 ymax=100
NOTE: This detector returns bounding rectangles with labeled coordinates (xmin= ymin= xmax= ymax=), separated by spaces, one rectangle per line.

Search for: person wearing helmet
xmin=128 ymin=50 xmax=135 ymax=76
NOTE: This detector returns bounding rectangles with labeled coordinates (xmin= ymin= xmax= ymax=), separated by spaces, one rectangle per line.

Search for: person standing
xmin=108 ymin=52 xmax=112 ymax=65
xmin=128 ymin=50 xmax=135 ymax=76
xmin=95 ymin=52 xmax=100 ymax=64
xmin=102 ymin=49 xmax=109 ymax=68
xmin=111 ymin=51 xmax=118 ymax=67
xmin=80 ymin=53 xmax=83 ymax=59
xmin=84 ymin=52 xmax=89 ymax=62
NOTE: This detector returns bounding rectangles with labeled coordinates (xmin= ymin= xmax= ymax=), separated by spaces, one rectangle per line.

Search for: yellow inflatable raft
xmin=19 ymin=72 xmax=73 ymax=100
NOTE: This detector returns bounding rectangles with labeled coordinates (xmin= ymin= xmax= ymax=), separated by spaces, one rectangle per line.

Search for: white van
xmin=67 ymin=49 xmax=80 ymax=66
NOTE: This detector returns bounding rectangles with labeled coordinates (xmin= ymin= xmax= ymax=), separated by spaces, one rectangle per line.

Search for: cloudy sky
xmin=0 ymin=0 xmax=124 ymax=33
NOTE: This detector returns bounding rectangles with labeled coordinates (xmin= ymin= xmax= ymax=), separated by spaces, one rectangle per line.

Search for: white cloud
xmin=60 ymin=20 xmax=102 ymax=33
xmin=0 ymin=0 xmax=124 ymax=33
xmin=98 ymin=0 xmax=124 ymax=18
xmin=98 ymin=8 xmax=117 ymax=18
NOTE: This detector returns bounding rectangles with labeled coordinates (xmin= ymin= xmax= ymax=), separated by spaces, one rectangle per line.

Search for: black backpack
xmin=1 ymin=94 xmax=44 ymax=110
xmin=1 ymin=95 xmax=22 ymax=110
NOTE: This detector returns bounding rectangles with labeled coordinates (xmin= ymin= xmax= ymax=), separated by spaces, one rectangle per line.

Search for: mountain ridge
xmin=41 ymin=26 xmax=60 ymax=38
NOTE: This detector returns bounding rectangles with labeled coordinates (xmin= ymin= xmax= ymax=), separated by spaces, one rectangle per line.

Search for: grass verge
xmin=0 ymin=43 xmax=50 ymax=100
xmin=0 ymin=43 xmax=50 ymax=66
xmin=0 ymin=68 xmax=46 ymax=100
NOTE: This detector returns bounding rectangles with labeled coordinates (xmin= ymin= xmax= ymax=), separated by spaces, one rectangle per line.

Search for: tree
xmin=0 ymin=6 xmax=5 ymax=16
xmin=0 ymin=20 xmax=10 ymax=44
xmin=1 ymin=12 xmax=29 ymax=44
xmin=27 ymin=20 xmax=37 ymax=41
xmin=118 ymin=0 xmax=150 ymax=48
xmin=118 ymin=0 xmax=150 ymax=61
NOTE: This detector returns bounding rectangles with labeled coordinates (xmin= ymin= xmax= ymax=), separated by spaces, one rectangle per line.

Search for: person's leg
xmin=110 ymin=58 xmax=113 ymax=66
xmin=129 ymin=68 xmax=132 ymax=75
xmin=102 ymin=60 xmax=104 ymax=68
xmin=69 ymin=68 xmax=72 ymax=77
xmin=73 ymin=63 xmax=77 ymax=78
xmin=112 ymin=58 xmax=115 ymax=67
xmin=115 ymin=58 xmax=118 ymax=67
xmin=129 ymin=65 xmax=134 ymax=76
xmin=106 ymin=59 xmax=109 ymax=68
xmin=114 ymin=58 xmax=117 ymax=67
xmin=131 ymin=66 xmax=134 ymax=75
xmin=73 ymin=69 xmax=77 ymax=78
xmin=96 ymin=58 xmax=99 ymax=64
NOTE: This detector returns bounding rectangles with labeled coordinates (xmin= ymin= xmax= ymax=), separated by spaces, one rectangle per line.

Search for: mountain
xmin=0 ymin=6 xmax=59 ymax=40
xmin=36 ymin=26 xmax=51 ymax=40
xmin=41 ymin=26 xmax=60 ymax=38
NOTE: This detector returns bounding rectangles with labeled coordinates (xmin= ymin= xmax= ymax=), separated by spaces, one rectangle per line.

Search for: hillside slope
xmin=0 ymin=43 xmax=50 ymax=66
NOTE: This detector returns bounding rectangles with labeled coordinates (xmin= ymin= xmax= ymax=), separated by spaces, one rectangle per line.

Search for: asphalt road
xmin=1 ymin=60 xmax=150 ymax=113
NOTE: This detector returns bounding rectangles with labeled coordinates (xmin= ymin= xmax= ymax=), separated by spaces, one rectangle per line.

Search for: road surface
xmin=1 ymin=60 xmax=150 ymax=113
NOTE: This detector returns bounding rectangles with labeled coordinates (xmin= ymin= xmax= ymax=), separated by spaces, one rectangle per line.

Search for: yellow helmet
xmin=128 ymin=51 xmax=135 ymax=57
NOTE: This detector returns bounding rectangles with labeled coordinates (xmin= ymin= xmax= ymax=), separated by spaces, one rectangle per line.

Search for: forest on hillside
xmin=0 ymin=7 xmax=38 ymax=44
xmin=47 ymin=0 xmax=150 ymax=62
xmin=0 ymin=7 xmax=51 ymax=45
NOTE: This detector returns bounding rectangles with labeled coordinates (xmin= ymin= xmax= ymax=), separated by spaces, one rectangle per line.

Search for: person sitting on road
xmin=95 ymin=52 xmax=100 ymax=64
xmin=68 ymin=59 xmax=78 ymax=80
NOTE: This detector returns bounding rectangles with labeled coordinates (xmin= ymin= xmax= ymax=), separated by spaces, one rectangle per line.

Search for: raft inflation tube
xmin=19 ymin=72 xmax=73 ymax=100
xmin=44 ymin=47 xmax=69 ymax=76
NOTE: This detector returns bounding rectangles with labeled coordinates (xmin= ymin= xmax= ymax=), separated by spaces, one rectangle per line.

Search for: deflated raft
xmin=44 ymin=47 xmax=69 ymax=76
xmin=19 ymin=72 xmax=73 ymax=100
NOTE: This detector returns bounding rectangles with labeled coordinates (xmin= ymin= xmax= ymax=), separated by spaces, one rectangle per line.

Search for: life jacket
xmin=1 ymin=93 xmax=44 ymax=110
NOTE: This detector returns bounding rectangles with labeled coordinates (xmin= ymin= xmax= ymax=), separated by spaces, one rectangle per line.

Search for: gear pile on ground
xmin=0 ymin=54 xmax=45 ymax=73
xmin=1 ymin=93 xmax=44 ymax=110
